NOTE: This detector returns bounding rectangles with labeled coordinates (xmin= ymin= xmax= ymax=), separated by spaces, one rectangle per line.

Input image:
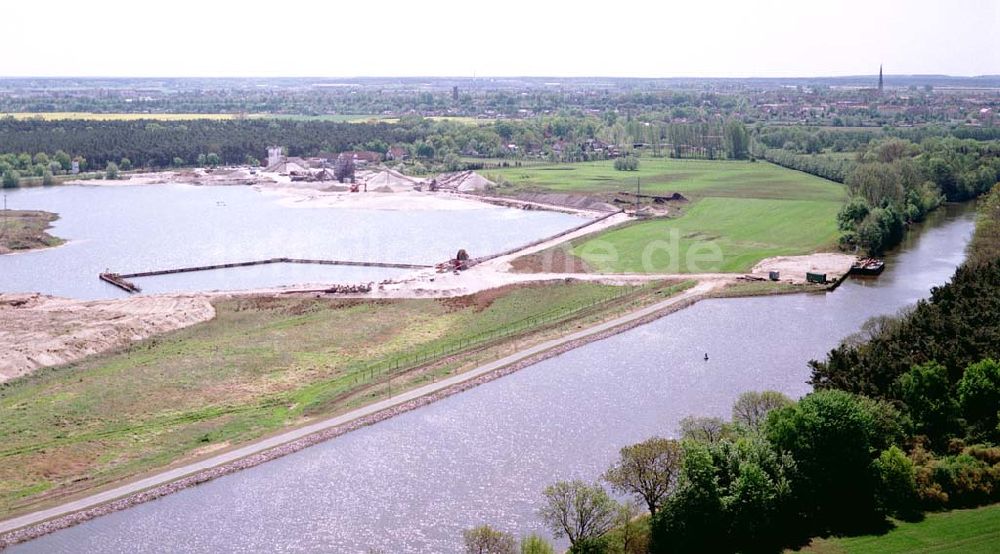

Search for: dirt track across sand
xmin=0 ymin=294 xmax=215 ymax=382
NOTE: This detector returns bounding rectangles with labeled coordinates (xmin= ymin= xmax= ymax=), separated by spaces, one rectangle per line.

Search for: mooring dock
xmin=99 ymin=273 xmax=142 ymax=293
xmin=98 ymin=257 xmax=434 ymax=293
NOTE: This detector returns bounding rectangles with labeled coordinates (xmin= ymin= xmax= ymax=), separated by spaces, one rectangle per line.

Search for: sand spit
xmin=0 ymin=293 xmax=216 ymax=382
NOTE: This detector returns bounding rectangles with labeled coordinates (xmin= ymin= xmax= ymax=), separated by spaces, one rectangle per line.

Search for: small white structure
xmin=267 ymin=146 xmax=284 ymax=168
xmin=71 ymin=160 xmax=80 ymax=174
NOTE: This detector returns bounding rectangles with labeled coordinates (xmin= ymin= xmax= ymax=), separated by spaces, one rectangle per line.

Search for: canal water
xmin=0 ymin=184 xmax=584 ymax=299
xmin=10 ymin=204 xmax=976 ymax=553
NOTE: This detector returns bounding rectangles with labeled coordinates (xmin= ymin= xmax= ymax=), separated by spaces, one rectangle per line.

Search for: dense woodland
xmin=0 ymin=119 xmax=421 ymax=171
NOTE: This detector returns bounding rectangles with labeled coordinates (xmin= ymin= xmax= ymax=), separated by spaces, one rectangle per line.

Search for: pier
xmin=98 ymin=258 xmax=433 ymax=293
xmin=99 ymin=273 xmax=142 ymax=293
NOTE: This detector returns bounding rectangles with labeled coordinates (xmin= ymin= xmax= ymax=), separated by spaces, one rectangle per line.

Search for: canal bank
xmin=4 ymin=203 xmax=977 ymax=552
xmin=0 ymin=280 xmax=714 ymax=547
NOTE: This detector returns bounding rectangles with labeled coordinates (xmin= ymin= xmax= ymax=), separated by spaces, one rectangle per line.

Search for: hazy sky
xmin=5 ymin=0 xmax=998 ymax=78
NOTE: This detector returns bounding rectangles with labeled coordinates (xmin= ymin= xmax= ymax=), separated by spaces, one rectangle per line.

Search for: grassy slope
xmin=491 ymin=158 xmax=845 ymax=274
xmin=0 ymin=281 xmax=688 ymax=515
xmin=0 ymin=210 xmax=63 ymax=254
xmin=802 ymin=504 xmax=1000 ymax=554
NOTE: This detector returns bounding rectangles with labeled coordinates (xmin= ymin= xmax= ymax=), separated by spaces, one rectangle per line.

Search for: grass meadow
xmin=491 ymin=158 xmax=846 ymax=273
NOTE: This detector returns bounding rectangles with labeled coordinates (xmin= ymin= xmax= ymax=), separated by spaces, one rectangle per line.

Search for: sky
xmin=4 ymin=0 xmax=998 ymax=78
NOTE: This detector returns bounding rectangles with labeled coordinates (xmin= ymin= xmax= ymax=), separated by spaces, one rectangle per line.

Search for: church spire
xmin=878 ymin=64 xmax=884 ymax=93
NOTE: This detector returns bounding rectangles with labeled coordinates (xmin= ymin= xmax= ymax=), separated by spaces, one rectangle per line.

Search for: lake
xmin=0 ymin=185 xmax=584 ymax=299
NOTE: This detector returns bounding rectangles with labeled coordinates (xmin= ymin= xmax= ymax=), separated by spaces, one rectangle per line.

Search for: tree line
xmin=837 ymin=137 xmax=1000 ymax=253
xmin=0 ymin=118 xmax=424 ymax=171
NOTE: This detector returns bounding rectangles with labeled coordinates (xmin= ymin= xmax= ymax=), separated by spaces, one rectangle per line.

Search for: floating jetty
xmin=98 ymin=257 xmax=433 ymax=293
xmin=99 ymin=273 xmax=142 ymax=293
xmin=850 ymin=257 xmax=886 ymax=276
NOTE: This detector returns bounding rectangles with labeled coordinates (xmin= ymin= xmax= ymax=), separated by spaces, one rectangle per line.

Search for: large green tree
xmin=765 ymin=390 xmax=903 ymax=533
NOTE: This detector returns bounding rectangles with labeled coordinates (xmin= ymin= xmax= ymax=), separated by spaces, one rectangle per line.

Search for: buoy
xmin=704 ymin=353 xmax=709 ymax=361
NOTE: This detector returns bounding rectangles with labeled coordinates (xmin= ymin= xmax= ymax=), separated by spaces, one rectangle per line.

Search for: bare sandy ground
xmin=65 ymin=168 xmax=274 ymax=187
xmin=259 ymin=187 xmax=503 ymax=211
xmin=65 ymin=166 xmax=616 ymax=215
xmin=752 ymin=253 xmax=856 ymax=283
xmin=0 ymin=294 xmax=215 ymax=382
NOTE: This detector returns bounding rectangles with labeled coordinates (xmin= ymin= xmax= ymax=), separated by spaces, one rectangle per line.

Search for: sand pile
xmin=0 ymin=293 xmax=216 ymax=382
xmin=435 ymin=171 xmax=496 ymax=192
xmin=359 ymin=168 xmax=425 ymax=192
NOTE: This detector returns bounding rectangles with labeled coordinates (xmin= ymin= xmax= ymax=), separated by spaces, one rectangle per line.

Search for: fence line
xmin=348 ymin=283 xmax=657 ymax=389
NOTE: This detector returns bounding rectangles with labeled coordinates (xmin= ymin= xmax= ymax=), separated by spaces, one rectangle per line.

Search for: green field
xmin=495 ymin=158 xmax=846 ymax=274
xmin=803 ymin=504 xmax=1000 ymax=553
xmin=485 ymin=158 xmax=846 ymax=202
xmin=0 ymin=280 xmax=687 ymax=516
xmin=575 ymin=197 xmax=842 ymax=273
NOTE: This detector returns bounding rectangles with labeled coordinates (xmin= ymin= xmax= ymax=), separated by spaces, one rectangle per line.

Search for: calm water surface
xmin=0 ymin=184 xmax=583 ymax=299
xmin=11 ymin=204 xmax=975 ymax=553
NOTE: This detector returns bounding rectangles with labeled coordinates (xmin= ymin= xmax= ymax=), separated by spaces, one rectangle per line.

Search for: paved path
xmin=0 ymin=280 xmax=716 ymax=536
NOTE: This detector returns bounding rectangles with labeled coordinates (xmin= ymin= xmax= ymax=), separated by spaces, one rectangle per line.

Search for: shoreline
xmin=0 ymin=210 xmax=64 ymax=256
xmin=0 ymin=281 xmax=715 ymax=548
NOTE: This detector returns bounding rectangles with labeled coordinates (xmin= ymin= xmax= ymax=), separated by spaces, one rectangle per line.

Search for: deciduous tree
xmin=463 ymin=525 xmax=516 ymax=554
xmin=604 ymin=437 xmax=682 ymax=515
xmin=538 ymin=480 xmax=618 ymax=548
xmin=731 ymin=391 xmax=792 ymax=431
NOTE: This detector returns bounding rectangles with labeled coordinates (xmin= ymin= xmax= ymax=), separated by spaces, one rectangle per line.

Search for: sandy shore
xmin=0 ymin=293 xmax=215 ymax=382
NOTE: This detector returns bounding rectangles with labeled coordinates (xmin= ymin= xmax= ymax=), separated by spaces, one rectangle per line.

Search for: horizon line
xmin=1 ymin=73 xmax=999 ymax=81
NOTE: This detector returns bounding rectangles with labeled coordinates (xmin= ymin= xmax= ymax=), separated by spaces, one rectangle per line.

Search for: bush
xmin=957 ymin=358 xmax=1000 ymax=443
xmin=897 ymin=361 xmax=960 ymax=447
xmin=913 ymin=445 xmax=1000 ymax=509
xmin=614 ymin=155 xmax=639 ymax=171
xmin=462 ymin=525 xmax=516 ymax=554
xmin=2 ymin=169 xmax=20 ymax=188
xmin=874 ymin=446 xmax=919 ymax=519
xmin=519 ymin=534 xmax=554 ymax=554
